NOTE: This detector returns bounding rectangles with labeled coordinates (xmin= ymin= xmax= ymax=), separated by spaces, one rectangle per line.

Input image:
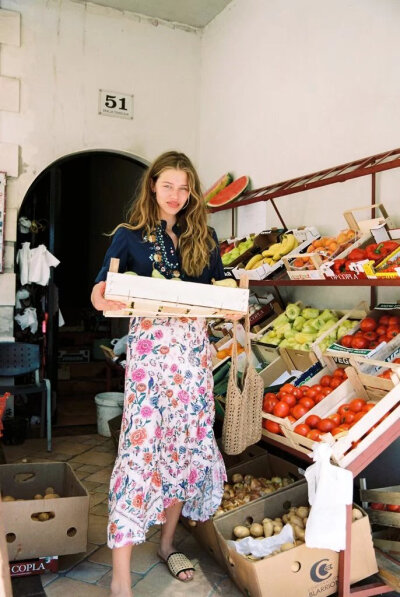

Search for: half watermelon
xmin=207 ymin=175 xmax=250 ymax=208
xmin=203 ymin=172 xmax=233 ymax=204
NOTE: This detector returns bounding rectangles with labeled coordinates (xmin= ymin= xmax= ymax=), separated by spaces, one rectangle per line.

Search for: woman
xmin=91 ymin=151 xmax=238 ymax=597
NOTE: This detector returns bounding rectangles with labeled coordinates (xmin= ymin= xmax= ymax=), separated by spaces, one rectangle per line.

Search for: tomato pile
xmin=339 ymin=313 xmax=400 ymax=350
xmin=262 ymin=368 xmax=347 ymax=436
xmin=292 ymin=397 xmax=375 ymax=442
xmin=332 ymin=240 xmax=398 ymax=275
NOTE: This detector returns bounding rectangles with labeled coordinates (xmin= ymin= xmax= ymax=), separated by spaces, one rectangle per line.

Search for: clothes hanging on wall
xmin=16 ymin=242 xmax=60 ymax=286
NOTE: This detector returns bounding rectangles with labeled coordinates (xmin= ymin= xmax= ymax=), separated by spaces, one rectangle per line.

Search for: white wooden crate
xmin=104 ymin=264 xmax=249 ymax=318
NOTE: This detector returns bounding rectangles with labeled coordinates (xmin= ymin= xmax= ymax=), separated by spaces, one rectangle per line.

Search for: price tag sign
xmin=98 ymin=90 xmax=134 ymax=119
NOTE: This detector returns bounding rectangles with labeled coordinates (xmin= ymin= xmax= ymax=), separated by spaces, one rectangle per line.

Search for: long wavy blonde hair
xmin=115 ymin=151 xmax=215 ymax=278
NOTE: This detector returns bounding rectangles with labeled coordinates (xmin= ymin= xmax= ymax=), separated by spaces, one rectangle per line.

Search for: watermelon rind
xmin=207 ymin=176 xmax=250 ymax=207
xmin=203 ymin=173 xmax=233 ymax=203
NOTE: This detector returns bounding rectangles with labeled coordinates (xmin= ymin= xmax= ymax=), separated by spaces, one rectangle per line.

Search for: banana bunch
xmin=261 ymin=234 xmax=298 ymax=261
xmin=244 ymin=234 xmax=298 ymax=270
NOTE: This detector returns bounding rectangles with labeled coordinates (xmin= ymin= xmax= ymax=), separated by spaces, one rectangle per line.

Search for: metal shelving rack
xmin=209 ymin=147 xmax=400 ymax=595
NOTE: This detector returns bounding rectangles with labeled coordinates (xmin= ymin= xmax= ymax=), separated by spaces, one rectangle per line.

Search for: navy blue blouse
xmin=95 ymin=221 xmax=225 ymax=285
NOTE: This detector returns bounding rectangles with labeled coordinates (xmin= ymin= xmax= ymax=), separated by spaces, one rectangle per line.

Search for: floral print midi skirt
xmin=107 ymin=316 xmax=227 ymax=548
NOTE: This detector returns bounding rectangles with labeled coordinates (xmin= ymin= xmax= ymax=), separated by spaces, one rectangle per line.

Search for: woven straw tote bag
xmin=221 ymin=313 xmax=264 ymax=455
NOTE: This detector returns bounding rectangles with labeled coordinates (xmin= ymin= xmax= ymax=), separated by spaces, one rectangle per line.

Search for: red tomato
xmin=292 ymin=387 xmax=303 ymax=399
xmin=362 ymin=402 xmax=376 ymax=412
xmin=363 ymin=331 xmax=377 ymax=341
xmin=349 ymin=398 xmax=366 ymax=413
xmin=305 ymin=414 xmax=321 ymax=428
xmin=343 ymin=411 xmax=355 ymax=425
xmin=280 ymin=383 xmax=296 ymax=394
xmin=263 ymin=419 xmax=281 ymax=434
xmin=379 ymin=315 xmax=390 ymax=326
xmin=311 ymin=384 xmax=323 ymax=392
xmin=306 ymin=429 xmax=322 ymax=442
xmin=352 ymin=411 xmax=366 ymax=424
xmin=300 ymin=385 xmax=310 ymax=394
xmin=370 ymin=502 xmax=386 ymax=510
xmin=299 ymin=397 xmax=315 ymax=409
xmin=360 ymin=317 xmax=377 ymax=332
xmin=340 ymin=335 xmax=354 ymax=348
xmin=294 ymin=423 xmax=311 ymax=437
xmin=263 ymin=395 xmax=278 ymax=413
xmin=314 ymin=392 xmax=326 ymax=404
xmin=369 ymin=339 xmax=381 ymax=349
xmin=273 ymin=401 xmax=290 ymax=418
xmin=386 ymin=504 xmax=400 ymax=512
xmin=320 ymin=375 xmax=332 ymax=387
xmin=388 ymin=316 xmax=400 ymax=326
xmin=317 ymin=418 xmax=336 ymax=433
xmin=292 ymin=404 xmax=308 ymax=420
xmin=329 ymin=377 xmax=342 ymax=389
xmin=338 ymin=404 xmax=352 ymax=416
xmin=386 ymin=326 xmax=400 ymax=339
xmin=305 ymin=388 xmax=318 ymax=399
xmin=331 ymin=425 xmax=349 ymax=436
xmin=287 ymin=415 xmax=296 ymax=424
xmin=322 ymin=387 xmax=333 ymax=396
xmin=280 ymin=393 xmax=296 ymax=407
xmin=333 ymin=368 xmax=345 ymax=378
xmin=375 ymin=325 xmax=388 ymax=336
xmin=328 ymin=413 xmax=341 ymax=426
xmin=351 ymin=336 xmax=369 ymax=349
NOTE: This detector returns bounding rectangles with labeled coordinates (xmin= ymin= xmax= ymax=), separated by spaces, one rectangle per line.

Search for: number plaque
xmin=98 ymin=90 xmax=134 ymax=119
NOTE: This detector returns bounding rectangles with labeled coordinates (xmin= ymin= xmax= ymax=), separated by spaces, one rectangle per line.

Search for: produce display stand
xmin=210 ymin=147 xmax=400 ymax=594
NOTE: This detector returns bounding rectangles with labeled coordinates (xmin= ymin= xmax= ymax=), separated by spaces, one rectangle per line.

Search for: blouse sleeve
xmin=208 ymin=228 xmax=225 ymax=283
xmin=94 ymin=228 xmax=128 ymax=283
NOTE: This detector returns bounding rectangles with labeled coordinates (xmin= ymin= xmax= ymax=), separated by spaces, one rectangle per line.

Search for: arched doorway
xmin=16 ymin=150 xmax=147 ymax=431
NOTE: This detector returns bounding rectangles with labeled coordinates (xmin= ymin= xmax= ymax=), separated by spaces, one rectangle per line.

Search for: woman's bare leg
xmin=110 ymin=544 xmax=134 ymax=597
xmin=158 ymin=501 xmax=194 ymax=581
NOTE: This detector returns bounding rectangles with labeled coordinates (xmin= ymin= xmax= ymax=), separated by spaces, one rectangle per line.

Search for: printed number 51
xmin=105 ymin=95 xmax=127 ymax=111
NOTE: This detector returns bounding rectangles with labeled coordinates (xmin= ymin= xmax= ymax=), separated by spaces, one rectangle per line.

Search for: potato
xmin=288 ymin=514 xmax=304 ymax=528
xmin=273 ymin=521 xmax=283 ymax=534
xmin=233 ymin=525 xmax=250 ymax=539
xmin=45 ymin=487 xmax=55 ymax=495
xmin=244 ymin=475 xmax=253 ymax=485
xmin=296 ymin=506 xmax=309 ymax=519
xmin=38 ymin=512 xmax=50 ymax=521
xmin=292 ymin=524 xmax=305 ymax=540
xmin=188 ymin=519 xmax=197 ymax=527
xmin=44 ymin=493 xmax=60 ymax=499
xmin=2 ymin=495 xmax=15 ymax=502
xmin=280 ymin=542 xmax=295 ymax=551
xmin=263 ymin=520 xmax=274 ymax=538
xmin=282 ymin=513 xmax=289 ymax=524
xmin=34 ymin=494 xmax=43 ymax=500
xmin=250 ymin=523 xmax=264 ymax=537
xmin=231 ymin=474 xmax=243 ymax=484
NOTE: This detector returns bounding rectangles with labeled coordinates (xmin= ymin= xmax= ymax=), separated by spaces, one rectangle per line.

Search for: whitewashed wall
xmin=199 ymin=0 xmax=400 ymax=306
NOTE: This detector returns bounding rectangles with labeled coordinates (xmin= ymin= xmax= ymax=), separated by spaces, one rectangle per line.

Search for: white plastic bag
xmin=227 ymin=523 xmax=294 ymax=558
xmin=305 ymin=443 xmax=353 ymax=551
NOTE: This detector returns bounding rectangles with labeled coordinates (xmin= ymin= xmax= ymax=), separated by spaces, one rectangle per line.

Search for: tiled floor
xmin=3 ymin=434 xmax=242 ymax=597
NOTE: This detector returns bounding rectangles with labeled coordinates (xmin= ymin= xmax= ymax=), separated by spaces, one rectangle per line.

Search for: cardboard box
xmin=104 ymin=267 xmax=250 ymax=318
xmin=0 ymin=463 xmax=89 ymax=561
xmin=214 ymin=483 xmax=377 ymax=597
xmin=181 ymin=448 xmax=303 ymax=569
xmin=232 ymin=227 xmax=320 ymax=281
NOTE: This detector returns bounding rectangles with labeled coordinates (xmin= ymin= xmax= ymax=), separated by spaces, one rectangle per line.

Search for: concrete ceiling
xmin=73 ymin=0 xmax=233 ymax=28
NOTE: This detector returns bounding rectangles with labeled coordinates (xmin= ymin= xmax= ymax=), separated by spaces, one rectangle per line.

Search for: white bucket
xmin=94 ymin=392 xmax=124 ymax=437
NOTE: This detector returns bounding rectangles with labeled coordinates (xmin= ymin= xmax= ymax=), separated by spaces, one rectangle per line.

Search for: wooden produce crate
xmin=232 ymin=226 xmax=320 ymax=281
xmin=343 ymin=202 xmax=395 ymax=239
xmin=104 ymin=258 xmax=249 ymax=318
xmin=373 ymin=528 xmax=400 ymax=560
xmin=320 ymin=233 xmax=372 ymax=280
xmin=363 ymin=243 xmax=400 ymax=279
xmin=348 ymin=337 xmax=400 ymax=397
xmin=360 ymin=485 xmax=400 ymax=527
xmin=224 ymin=230 xmax=284 ymax=271
xmin=281 ymin=366 xmax=400 ymax=468
xmin=282 ymin=252 xmax=325 ymax=280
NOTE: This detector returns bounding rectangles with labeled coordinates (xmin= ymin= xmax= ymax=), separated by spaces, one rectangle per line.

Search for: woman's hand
xmin=224 ymin=311 xmax=244 ymax=322
xmin=91 ymin=281 xmax=127 ymax=312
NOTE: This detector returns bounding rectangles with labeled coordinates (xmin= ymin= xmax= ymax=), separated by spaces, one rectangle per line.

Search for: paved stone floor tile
xmin=75 ymin=469 xmax=90 ymax=480
xmin=70 ymin=449 xmax=116 ymax=466
xmin=88 ymin=514 xmax=108 ymax=545
xmin=44 ymin=576 xmax=109 ymax=596
xmin=91 ymin=482 xmax=110 ymax=493
xmin=48 ymin=441 xmax=89 ymax=456
xmin=133 ymin=560 xmax=224 ymax=597
xmin=66 ymin=560 xmax=110 ymax=583
xmin=91 ymin=501 xmax=109 ymax=516
xmin=84 ymin=468 xmax=113 ymax=484
xmin=128 ymin=541 xmax=161 ymax=574
xmin=77 ymin=464 xmax=103 ymax=473
xmin=96 ymin=568 xmax=143 ymax=589
xmin=40 ymin=572 xmax=59 ymax=587
xmin=58 ymin=543 xmax=98 ymax=573
xmin=88 ymin=545 xmax=112 ymax=566
xmin=210 ymin=575 xmax=244 ymax=596
xmin=90 ymin=492 xmax=108 ymax=508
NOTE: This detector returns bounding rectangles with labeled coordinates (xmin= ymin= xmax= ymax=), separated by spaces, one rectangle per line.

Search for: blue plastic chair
xmin=0 ymin=342 xmax=52 ymax=451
